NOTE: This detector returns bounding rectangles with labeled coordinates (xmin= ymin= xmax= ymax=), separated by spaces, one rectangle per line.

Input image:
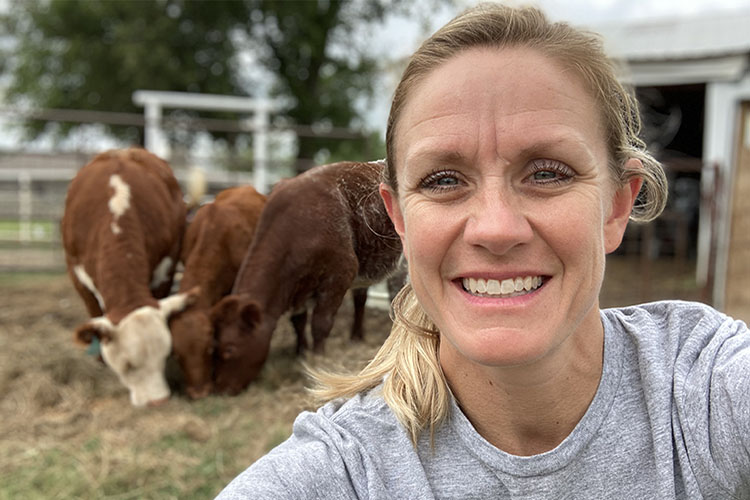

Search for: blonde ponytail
xmin=307 ymin=284 xmax=451 ymax=445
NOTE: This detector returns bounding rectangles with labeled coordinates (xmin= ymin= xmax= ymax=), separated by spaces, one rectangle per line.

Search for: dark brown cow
xmin=61 ymin=148 xmax=197 ymax=407
xmin=168 ymin=185 xmax=267 ymax=399
xmin=211 ymin=160 xmax=403 ymax=395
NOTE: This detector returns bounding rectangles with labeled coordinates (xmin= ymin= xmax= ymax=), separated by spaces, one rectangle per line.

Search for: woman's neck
xmin=441 ymin=319 xmax=605 ymax=456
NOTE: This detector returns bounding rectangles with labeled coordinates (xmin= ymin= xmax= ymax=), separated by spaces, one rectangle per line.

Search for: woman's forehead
xmin=394 ymin=47 xmax=608 ymax=171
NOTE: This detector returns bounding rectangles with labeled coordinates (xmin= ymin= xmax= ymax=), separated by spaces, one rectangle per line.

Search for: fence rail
xmin=0 ymin=150 xmax=258 ymax=270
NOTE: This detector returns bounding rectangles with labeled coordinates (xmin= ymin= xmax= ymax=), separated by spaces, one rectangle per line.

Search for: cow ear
xmin=74 ymin=317 xmax=114 ymax=345
xmin=210 ymin=295 xmax=261 ymax=335
xmin=158 ymin=287 xmax=200 ymax=318
xmin=183 ymin=285 xmax=200 ymax=305
xmin=210 ymin=295 xmax=239 ymax=324
xmin=239 ymin=301 xmax=261 ymax=331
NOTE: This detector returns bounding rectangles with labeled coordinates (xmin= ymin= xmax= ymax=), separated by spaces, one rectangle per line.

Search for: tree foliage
xmin=1 ymin=0 xmax=242 ymax=143
xmin=0 ymin=0 xmax=444 ymax=166
xmin=239 ymin=0 xmax=388 ymax=167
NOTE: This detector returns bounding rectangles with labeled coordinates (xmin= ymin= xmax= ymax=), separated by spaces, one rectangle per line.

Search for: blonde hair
xmin=386 ymin=3 xmax=667 ymax=222
xmin=310 ymin=3 xmax=668 ymax=445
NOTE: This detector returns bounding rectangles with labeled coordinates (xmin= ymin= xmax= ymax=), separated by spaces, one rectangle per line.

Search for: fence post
xmin=18 ymin=171 xmax=32 ymax=244
xmin=143 ymin=101 xmax=170 ymax=159
xmin=253 ymin=104 xmax=270 ymax=194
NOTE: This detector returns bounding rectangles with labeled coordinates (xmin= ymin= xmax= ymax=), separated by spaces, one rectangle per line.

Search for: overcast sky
xmin=378 ymin=0 xmax=750 ymax=59
xmin=526 ymin=0 xmax=750 ymax=23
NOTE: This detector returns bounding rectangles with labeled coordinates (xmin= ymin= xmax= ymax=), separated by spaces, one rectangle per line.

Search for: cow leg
xmin=387 ymin=266 xmax=408 ymax=302
xmin=290 ymin=310 xmax=308 ymax=355
xmin=350 ymin=287 xmax=368 ymax=342
xmin=309 ymin=287 xmax=348 ymax=354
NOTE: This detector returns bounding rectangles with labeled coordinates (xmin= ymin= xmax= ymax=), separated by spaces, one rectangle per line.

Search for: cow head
xmin=74 ymin=290 xmax=197 ymax=407
xmin=210 ymin=294 xmax=270 ymax=395
xmin=169 ymin=303 xmax=215 ymax=400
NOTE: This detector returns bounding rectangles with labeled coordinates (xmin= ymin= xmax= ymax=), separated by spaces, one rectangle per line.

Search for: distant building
xmin=592 ymin=9 xmax=750 ymax=320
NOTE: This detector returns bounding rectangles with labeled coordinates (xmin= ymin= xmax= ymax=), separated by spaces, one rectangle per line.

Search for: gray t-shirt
xmin=216 ymin=300 xmax=750 ymax=499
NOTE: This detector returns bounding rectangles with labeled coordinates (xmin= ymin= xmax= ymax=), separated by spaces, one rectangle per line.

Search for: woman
xmin=217 ymin=4 xmax=750 ymax=498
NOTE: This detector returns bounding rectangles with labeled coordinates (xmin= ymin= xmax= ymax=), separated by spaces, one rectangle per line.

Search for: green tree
xmin=0 ymin=0 xmax=446 ymax=167
xmin=0 ymin=0 xmax=242 ymax=144
xmin=236 ymin=0 xmax=393 ymax=169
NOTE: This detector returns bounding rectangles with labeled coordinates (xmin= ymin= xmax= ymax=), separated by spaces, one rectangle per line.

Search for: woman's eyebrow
xmin=404 ymin=133 xmax=596 ymax=167
xmin=511 ymin=133 xmax=581 ymax=154
xmin=511 ymin=134 xmax=598 ymax=164
xmin=405 ymin=149 xmax=468 ymax=167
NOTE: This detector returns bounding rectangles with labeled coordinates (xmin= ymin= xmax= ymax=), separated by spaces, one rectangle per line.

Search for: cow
xmin=210 ymin=160 xmax=403 ymax=395
xmin=168 ymin=185 xmax=267 ymax=399
xmin=61 ymin=148 xmax=197 ymax=407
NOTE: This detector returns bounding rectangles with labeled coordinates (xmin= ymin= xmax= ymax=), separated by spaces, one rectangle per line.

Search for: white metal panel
xmin=592 ymin=10 xmax=750 ymax=62
xmin=701 ymin=73 xmax=750 ymax=309
xmin=619 ymin=55 xmax=749 ymax=86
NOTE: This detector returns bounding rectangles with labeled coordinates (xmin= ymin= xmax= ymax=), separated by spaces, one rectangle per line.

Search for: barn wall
xmin=724 ymin=101 xmax=750 ymax=322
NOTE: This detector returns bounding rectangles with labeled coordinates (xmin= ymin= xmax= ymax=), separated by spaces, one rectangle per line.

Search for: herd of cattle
xmin=60 ymin=147 xmax=404 ymax=407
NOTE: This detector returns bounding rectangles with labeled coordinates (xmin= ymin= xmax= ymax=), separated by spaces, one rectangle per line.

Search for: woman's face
xmin=381 ymin=47 xmax=641 ymax=370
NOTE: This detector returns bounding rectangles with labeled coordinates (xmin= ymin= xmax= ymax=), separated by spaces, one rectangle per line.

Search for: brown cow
xmin=211 ymin=160 xmax=403 ymax=395
xmin=61 ymin=148 xmax=197 ymax=407
xmin=168 ymin=185 xmax=267 ymax=399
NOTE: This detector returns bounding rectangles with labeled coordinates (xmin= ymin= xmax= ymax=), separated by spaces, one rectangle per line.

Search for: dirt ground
xmin=0 ymin=256 xmax=704 ymax=498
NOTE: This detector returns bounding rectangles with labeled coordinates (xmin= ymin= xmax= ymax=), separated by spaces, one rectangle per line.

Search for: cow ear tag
xmin=86 ymin=336 xmax=102 ymax=357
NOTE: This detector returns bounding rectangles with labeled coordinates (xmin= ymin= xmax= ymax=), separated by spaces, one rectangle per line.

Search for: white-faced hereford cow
xmin=168 ymin=185 xmax=267 ymax=399
xmin=211 ymin=160 xmax=403 ymax=395
xmin=61 ymin=148 xmax=197 ymax=407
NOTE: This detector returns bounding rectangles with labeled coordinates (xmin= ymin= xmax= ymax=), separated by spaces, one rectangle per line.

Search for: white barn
xmin=592 ymin=9 xmax=750 ymax=320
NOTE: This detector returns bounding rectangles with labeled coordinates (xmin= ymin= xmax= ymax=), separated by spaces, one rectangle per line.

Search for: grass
xmin=0 ymin=273 xmax=389 ymax=499
xmin=0 ymin=220 xmax=56 ymax=242
xmin=0 ymin=271 xmax=63 ymax=285
xmin=0 ymin=395 xmax=291 ymax=500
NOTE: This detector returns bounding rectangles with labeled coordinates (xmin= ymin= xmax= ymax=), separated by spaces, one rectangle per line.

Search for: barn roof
xmin=588 ymin=9 xmax=750 ymax=85
xmin=591 ymin=9 xmax=750 ymax=61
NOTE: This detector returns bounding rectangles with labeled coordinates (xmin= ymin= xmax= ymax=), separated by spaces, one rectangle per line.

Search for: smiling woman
xmin=216 ymin=4 xmax=750 ymax=499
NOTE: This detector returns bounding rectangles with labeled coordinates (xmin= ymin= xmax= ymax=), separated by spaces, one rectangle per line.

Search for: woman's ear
xmin=379 ymin=183 xmax=406 ymax=243
xmin=604 ymin=160 xmax=644 ymax=254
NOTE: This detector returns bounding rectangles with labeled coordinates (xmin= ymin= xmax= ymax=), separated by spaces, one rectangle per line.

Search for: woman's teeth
xmin=462 ymin=276 xmax=543 ymax=297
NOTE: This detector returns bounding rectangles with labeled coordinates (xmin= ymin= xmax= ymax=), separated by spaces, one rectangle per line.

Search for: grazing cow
xmin=168 ymin=185 xmax=267 ymax=399
xmin=211 ymin=160 xmax=403 ymax=395
xmin=61 ymin=148 xmax=197 ymax=407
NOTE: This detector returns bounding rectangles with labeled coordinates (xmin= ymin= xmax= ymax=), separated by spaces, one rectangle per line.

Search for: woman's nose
xmin=462 ymin=188 xmax=533 ymax=255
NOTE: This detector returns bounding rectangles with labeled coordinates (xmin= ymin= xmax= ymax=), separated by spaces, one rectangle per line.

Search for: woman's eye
xmin=533 ymin=170 xmax=558 ymax=181
xmin=528 ymin=160 xmax=574 ymax=185
xmin=419 ymin=170 xmax=462 ymax=191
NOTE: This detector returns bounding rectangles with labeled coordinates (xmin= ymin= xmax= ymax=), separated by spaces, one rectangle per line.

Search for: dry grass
xmin=0 ymin=272 xmax=392 ymax=499
xmin=0 ymin=256 xmax=703 ymax=498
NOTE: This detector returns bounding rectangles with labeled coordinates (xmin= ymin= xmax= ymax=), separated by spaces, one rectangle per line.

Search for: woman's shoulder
xmin=297 ymin=385 xmax=405 ymax=443
xmin=603 ymin=299 xmax=723 ymax=321
xmin=215 ymin=387 xmax=417 ymax=499
xmin=601 ymin=299 xmax=742 ymax=342
xmin=601 ymin=300 xmax=750 ymax=387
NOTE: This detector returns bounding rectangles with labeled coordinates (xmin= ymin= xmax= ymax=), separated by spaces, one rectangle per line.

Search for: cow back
xmin=332 ymin=161 xmax=402 ymax=284
xmin=62 ymin=148 xmax=186 ymax=319
xmin=180 ymin=185 xmax=267 ymax=304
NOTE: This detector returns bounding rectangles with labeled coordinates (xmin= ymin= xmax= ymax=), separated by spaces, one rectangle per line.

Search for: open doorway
xmin=603 ymin=84 xmax=707 ymax=306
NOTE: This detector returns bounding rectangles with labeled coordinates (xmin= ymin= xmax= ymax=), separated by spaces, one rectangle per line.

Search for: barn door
xmin=724 ymin=101 xmax=750 ymax=322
